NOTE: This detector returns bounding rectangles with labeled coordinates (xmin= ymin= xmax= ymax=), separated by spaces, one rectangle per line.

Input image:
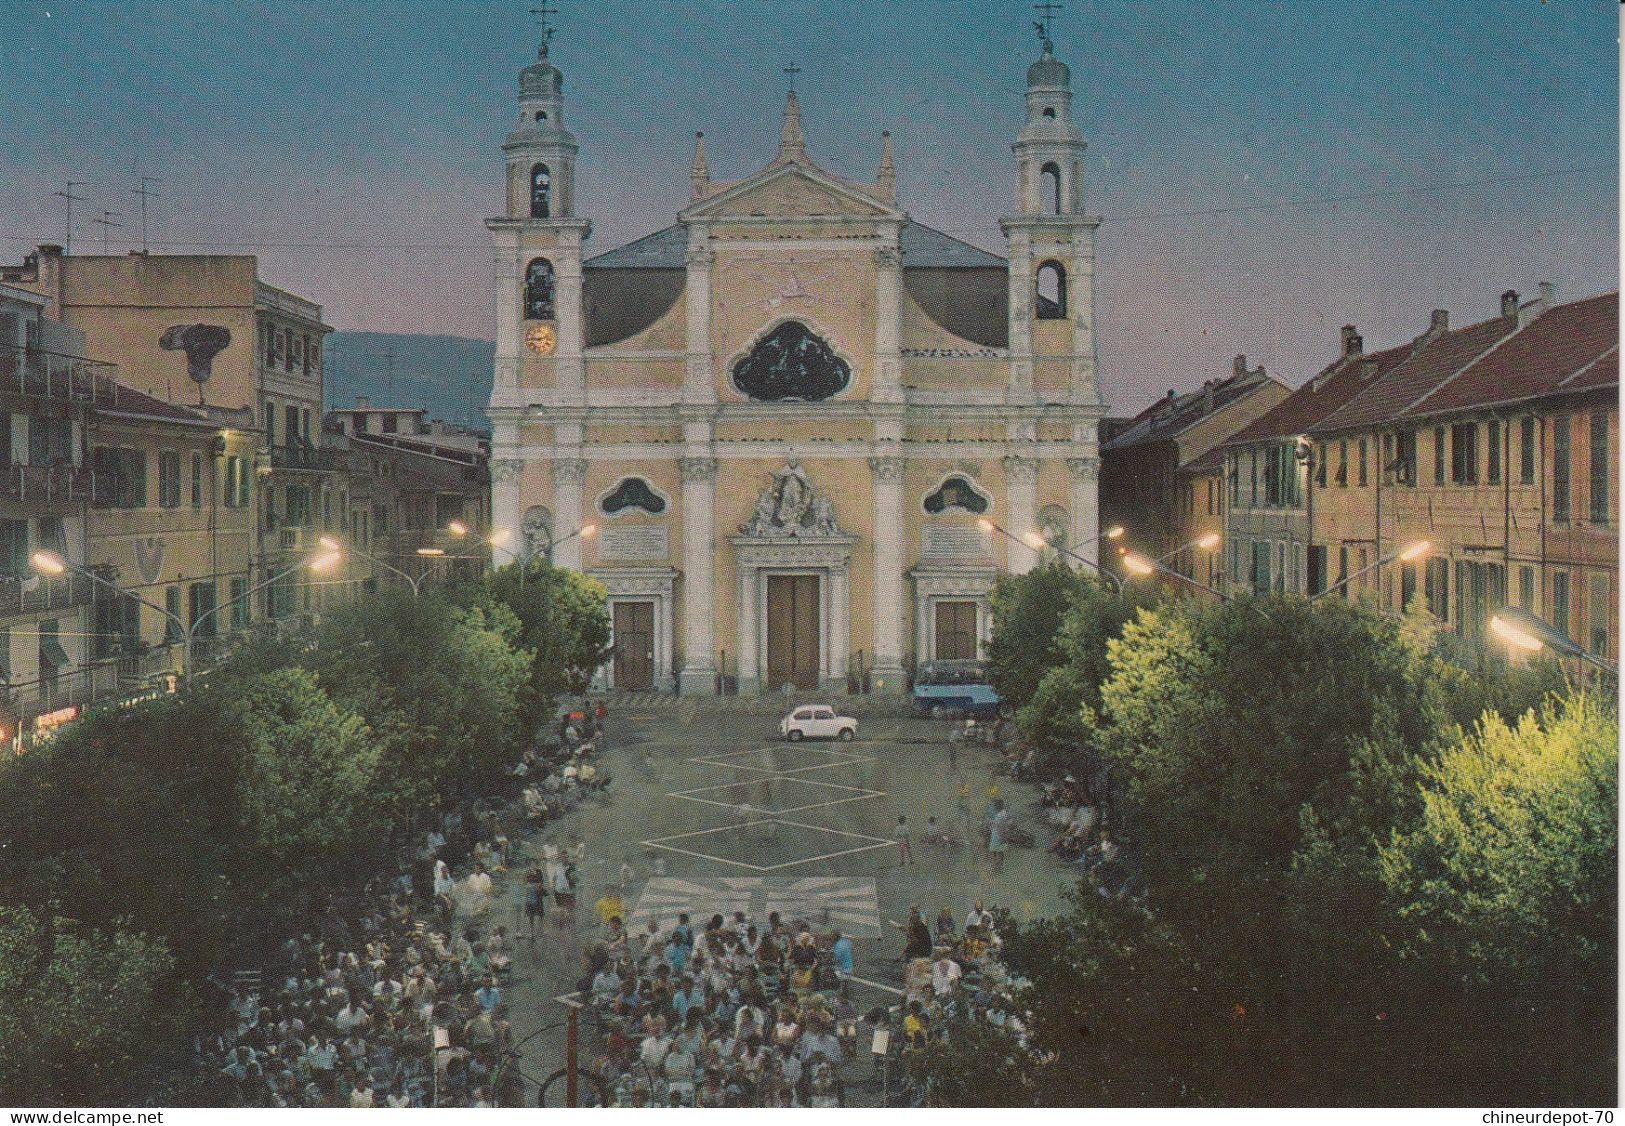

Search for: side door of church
xmin=612 ymin=601 xmax=655 ymax=691
xmin=934 ymin=600 xmax=979 ymax=662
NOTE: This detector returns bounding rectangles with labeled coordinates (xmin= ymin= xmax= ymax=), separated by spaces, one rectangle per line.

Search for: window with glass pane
xmin=1485 ymin=420 xmax=1501 ymax=484
xmin=1450 ymin=423 xmax=1477 ymax=484
xmin=1589 ymin=574 xmax=1611 ymax=656
xmin=0 ymin=520 xmax=26 ymax=576
xmin=1519 ymin=565 xmax=1534 ymax=610
xmin=159 ymin=450 xmax=181 ymax=508
xmin=1433 ymin=426 xmax=1446 ymax=485
xmin=165 ymin=586 xmax=182 ymax=642
xmin=36 ymin=515 xmax=64 ymax=557
xmin=1551 ymin=571 xmax=1569 ymax=634
xmin=191 ymin=452 xmax=203 ymax=509
xmin=1425 ymin=557 xmax=1449 ymax=621
xmin=1401 ymin=561 xmax=1417 ymax=610
xmin=1552 ymin=417 xmax=1571 ymax=522
xmin=188 ymin=582 xmax=218 ymax=638
xmin=1357 ymin=438 xmax=1368 ymax=486
xmin=1520 ymin=417 xmax=1536 ymax=484
xmin=1589 ymin=411 xmax=1609 ymax=524
xmin=229 ymin=577 xmax=248 ymax=631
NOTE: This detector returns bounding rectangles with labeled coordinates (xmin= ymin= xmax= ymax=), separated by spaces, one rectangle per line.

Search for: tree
xmin=478 ymin=559 xmax=611 ymax=728
xmin=232 ymin=667 xmax=385 ymax=879
xmin=1018 ymin=581 xmax=1158 ymax=753
xmin=986 ymin=562 xmax=1100 ymax=709
xmin=0 ymin=906 xmax=187 ymax=1105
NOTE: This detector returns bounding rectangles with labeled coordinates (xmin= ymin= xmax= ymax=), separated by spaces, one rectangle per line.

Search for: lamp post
xmin=1120 ymin=550 xmax=1233 ymax=600
xmin=31 ymin=547 xmax=341 ymax=685
xmin=317 ymin=535 xmax=438 ymax=598
xmin=1310 ymin=540 xmax=1429 ymax=602
xmin=1489 ymin=605 xmax=1617 ymax=676
xmin=978 ymin=518 xmax=1127 ymax=593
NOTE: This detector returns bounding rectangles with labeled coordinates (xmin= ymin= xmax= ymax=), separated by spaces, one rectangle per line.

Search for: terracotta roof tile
xmin=1311 ymin=314 xmax=1517 ymax=434
xmin=1404 ymin=292 xmax=1617 ymax=418
xmin=1221 ymin=342 xmax=1412 ymax=448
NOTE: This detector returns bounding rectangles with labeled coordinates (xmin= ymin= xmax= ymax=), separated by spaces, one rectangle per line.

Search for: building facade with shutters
xmin=486 ymin=34 xmax=1106 ymax=694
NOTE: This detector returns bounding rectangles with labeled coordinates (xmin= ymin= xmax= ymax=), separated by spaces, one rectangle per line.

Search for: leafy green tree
xmin=906 ymin=1015 xmax=1043 ymax=1106
xmin=986 ymin=562 xmax=1100 ymax=708
xmin=1018 ymin=581 xmax=1158 ymax=752
xmin=478 ymin=559 xmax=612 ymax=727
xmin=233 ymin=667 xmax=385 ymax=879
xmin=0 ymin=906 xmax=188 ymax=1104
xmin=310 ymin=591 xmax=531 ymax=799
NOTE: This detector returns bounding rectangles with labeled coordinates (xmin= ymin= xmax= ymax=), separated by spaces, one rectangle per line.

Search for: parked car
xmin=911 ymin=660 xmax=1007 ymax=720
xmin=780 ymin=705 xmax=858 ymax=742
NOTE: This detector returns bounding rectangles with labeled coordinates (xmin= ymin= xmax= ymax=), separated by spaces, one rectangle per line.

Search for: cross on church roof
xmin=1033 ymin=0 xmax=1062 ymax=44
xmin=530 ymin=0 xmax=558 ymax=54
xmin=783 ymin=62 xmax=802 ymax=92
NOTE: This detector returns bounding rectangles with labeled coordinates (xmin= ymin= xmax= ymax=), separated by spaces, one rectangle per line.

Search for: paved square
xmin=669 ymin=775 xmax=884 ymax=815
xmin=627 ymin=876 xmax=882 ymax=935
xmin=690 ymin=745 xmax=873 ymax=775
xmin=641 ymin=818 xmax=896 ymax=872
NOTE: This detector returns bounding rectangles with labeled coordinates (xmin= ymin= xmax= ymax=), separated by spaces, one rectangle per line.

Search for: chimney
xmin=1500 ymin=289 xmax=1519 ymax=319
xmin=690 ymin=132 xmax=709 ymax=201
xmin=356 ymin=395 xmax=370 ymax=409
xmin=1539 ymin=281 xmax=1556 ymax=307
xmin=1233 ymin=354 xmax=1248 ymax=379
xmin=1517 ymin=283 xmax=1555 ymax=329
xmin=1341 ymin=325 xmax=1362 ymax=358
xmin=1203 ymin=379 xmax=1216 ymax=413
xmin=1415 ymin=308 xmax=1450 ymax=348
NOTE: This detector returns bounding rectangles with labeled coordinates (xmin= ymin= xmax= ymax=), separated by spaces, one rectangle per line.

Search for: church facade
xmin=486 ymin=36 xmax=1104 ymax=695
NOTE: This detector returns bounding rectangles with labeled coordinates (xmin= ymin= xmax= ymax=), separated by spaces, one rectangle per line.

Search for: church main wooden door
xmin=612 ymin=601 xmax=655 ymax=691
xmin=766 ymin=574 xmax=820 ymax=691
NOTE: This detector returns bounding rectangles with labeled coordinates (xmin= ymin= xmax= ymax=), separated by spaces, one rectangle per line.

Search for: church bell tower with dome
xmin=485 ymin=15 xmax=1104 ymax=697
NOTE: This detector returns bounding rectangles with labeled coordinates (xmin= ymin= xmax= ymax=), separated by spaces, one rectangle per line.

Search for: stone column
xmin=737 ymin=564 xmax=759 ymax=695
xmin=1070 ymin=223 xmax=1100 ymax=404
xmin=491 ymin=240 xmax=522 ymax=407
xmin=872 ymin=242 xmax=903 ymax=404
xmin=684 ymin=238 xmax=716 ymax=406
xmin=869 ymin=455 xmax=907 ymax=691
xmin=827 ymin=566 xmax=850 ymax=692
xmin=551 ymin=457 xmax=586 ymax=571
xmin=1006 ymin=227 xmax=1034 ymax=400
xmin=658 ymin=585 xmax=676 ymax=691
xmin=489 ymin=457 xmax=524 ymax=560
xmin=1005 ymin=454 xmax=1039 ymax=575
xmin=678 ymin=455 xmax=718 ymax=695
xmin=1067 ymin=455 xmax=1100 ymax=570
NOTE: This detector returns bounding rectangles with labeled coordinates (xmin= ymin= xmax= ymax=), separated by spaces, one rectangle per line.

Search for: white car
xmin=779 ymin=705 xmax=858 ymax=742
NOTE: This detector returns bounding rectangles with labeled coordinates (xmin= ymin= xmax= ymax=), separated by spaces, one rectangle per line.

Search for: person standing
xmin=892 ymin=815 xmax=913 ymax=866
xmin=988 ymin=801 xmax=1011 ymax=872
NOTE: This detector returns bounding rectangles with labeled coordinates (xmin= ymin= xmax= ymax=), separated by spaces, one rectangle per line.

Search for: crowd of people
xmin=198 ymin=708 xmax=611 ymax=1108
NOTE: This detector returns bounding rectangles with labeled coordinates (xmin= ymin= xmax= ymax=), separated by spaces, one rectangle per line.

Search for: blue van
xmin=911 ymin=660 xmax=1006 ymax=719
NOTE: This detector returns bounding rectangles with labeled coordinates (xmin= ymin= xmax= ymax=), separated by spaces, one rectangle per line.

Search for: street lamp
xmin=1154 ymin=531 xmax=1221 ymax=567
xmin=319 ymin=535 xmax=439 ymax=598
xmin=1489 ymin=605 xmax=1617 ymax=675
xmin=31 ymin=547 xmax=340 ymax=685
xmin=1310 ymin=540 xmax=1430 ymax=602
xmin=978 ymin=518 xmax=1126 ymax=593
xmin=1119 ymin=550 xmax=1266 ymax=616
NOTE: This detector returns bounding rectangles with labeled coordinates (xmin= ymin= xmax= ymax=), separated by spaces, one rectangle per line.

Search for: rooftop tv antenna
xmin=132 ymin=176 xmax=161 ymax=253
xmin=91 ymin=210 xmax=123 ymax=254
xmin=53 ymin=182 xmax=86 ymax=253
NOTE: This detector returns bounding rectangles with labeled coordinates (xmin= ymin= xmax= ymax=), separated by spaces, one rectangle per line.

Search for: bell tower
xmin=487 ymin=6 xmax=592 ymax=566
xmin=1000 ymin=26 xmax=1103 ymax=572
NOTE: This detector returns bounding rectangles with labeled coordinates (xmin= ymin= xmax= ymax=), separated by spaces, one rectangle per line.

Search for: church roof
xmin=585 ymin=219 xmax=1005 ymax=271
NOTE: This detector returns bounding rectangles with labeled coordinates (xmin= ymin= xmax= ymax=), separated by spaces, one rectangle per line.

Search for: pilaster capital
xmin=873 ymin=245 xmax=901 ymax=270
xmin=1066 ymin=455 xmax=1100 ymax=483
xmin=490 ymin=457 xmax=526 ymax=484
xmin=552 ymin=457 xmax=588 ymax=484
xmin=679 ymin=455 xmax=718 ymax=482
xmin=1003 ymin=454 xmax=1039 ymax=484
xmin=867 ymin=455 xmax=905 ymax=482
xmin=686 ymin=244 xmax=716 ymax=269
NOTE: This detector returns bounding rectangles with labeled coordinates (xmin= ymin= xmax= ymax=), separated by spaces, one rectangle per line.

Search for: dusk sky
xmin=1 ymin=0 xmax=1616 ymax=411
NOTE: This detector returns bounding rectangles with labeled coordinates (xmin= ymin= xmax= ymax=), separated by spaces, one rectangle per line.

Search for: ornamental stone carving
xmin=686 ymin=244 xmax=716 ymax=269
xmin=1066 ymin=455 xmax=1100 ymax=482
xmin=739 ymin=460 xmax=844 ymax=537
xmin=679 ymin=455 xmax=718 ymax=481
xmin=867 ymin=455 xmax=904 ymax=482
xmin=552 ymin=457 xmax=587 ymax=483
xmin=1003 ymin=455 xmax=1039 ymax=484
xmin=490 ymin=457 xmax=525 ymax=483
xmin=873 ymin=245 xmax=901 ymax=269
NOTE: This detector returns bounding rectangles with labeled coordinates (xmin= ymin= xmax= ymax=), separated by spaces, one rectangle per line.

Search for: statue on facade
xmin=739 ymin=460 xmax=843 ymax=537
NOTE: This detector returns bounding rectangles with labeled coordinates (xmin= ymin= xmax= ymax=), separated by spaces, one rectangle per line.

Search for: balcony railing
xmin=269 ymin=442 xmax=337 ymax=471
xmin=0 ymin=571 xmax=93 ymax=617
xmin=0 ymin=342 xmax=121 ymax=406
xmin=0 ymin=463 xmax=94 ymax=503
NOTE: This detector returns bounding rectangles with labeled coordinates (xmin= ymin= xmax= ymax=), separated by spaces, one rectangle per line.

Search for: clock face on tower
xmin=525 ymin=324 xmax=556 ymax=355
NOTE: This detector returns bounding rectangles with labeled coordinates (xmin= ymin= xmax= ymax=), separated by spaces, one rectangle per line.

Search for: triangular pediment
xmin=683 ymin=163 xmax=899 ymax=221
